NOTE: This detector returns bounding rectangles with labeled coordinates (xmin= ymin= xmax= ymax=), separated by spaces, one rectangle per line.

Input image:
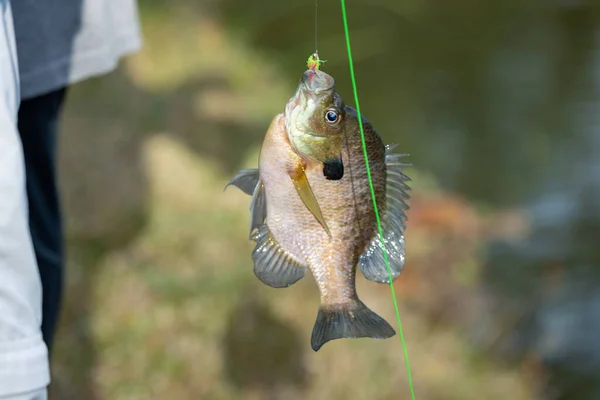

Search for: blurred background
xmin=49 ymin=0 xmax=600 ymax=399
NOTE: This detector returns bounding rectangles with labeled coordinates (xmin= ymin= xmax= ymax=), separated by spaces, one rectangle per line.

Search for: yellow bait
xmin=307 ymin=52 xmax=326 ymax=71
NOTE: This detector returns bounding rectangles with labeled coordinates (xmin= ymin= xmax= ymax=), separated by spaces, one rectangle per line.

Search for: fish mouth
xmin=284 ymin=69 xmax=335 ymax=130
xmin=283 ymin=69 xmax=337 ymax=160
xmin=300 ymin=69 xmax=335 ymax=94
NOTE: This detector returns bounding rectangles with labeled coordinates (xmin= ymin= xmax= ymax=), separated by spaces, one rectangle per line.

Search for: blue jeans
xmin=18 ymin=88 xmax=67 ymax=354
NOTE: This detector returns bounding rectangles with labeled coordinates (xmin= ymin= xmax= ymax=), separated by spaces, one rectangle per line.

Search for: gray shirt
xmin=12 ymin=0 xmax=142 ymax=100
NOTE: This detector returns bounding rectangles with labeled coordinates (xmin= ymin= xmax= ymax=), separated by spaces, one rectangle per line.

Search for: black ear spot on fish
xmin=323 ymin=159 xmax=344 ymax=180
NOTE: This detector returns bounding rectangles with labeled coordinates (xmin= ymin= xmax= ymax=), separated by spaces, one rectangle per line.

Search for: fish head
xmin=284 ymin=69 xmax=346 ymax=172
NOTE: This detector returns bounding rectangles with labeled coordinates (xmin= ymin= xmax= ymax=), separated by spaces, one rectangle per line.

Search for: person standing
xmin=0 ymin=1 xmax=49 ymax=398
xmin=11 ymin=0 xmax=142 ymax=354
xmin=0 ymin=1 xmax=142 ymax=398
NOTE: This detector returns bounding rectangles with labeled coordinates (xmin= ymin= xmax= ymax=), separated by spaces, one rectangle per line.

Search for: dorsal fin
xmin=251 ymin=225 xmax=307 ymax=288
xmin=358 ymin=144 xmax=411 ymax=283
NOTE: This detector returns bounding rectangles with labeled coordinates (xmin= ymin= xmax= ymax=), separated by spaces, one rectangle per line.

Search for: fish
xmin=226 ymin=68 xmax=410 ymax=352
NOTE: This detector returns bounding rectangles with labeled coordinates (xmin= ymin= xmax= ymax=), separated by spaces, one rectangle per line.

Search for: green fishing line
xmin=339 ymin=1 xmax=416 ymax=398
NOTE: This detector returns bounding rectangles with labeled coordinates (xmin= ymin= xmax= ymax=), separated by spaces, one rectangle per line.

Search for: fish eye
xmin=325 ymin=109 xmax=340 ymax=125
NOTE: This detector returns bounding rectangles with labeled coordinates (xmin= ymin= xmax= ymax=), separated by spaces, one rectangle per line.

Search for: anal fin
xmin=311 ymin=300 xmax=395 ymax=352
xmin=251 ymin=225 xmax=307 ymax=288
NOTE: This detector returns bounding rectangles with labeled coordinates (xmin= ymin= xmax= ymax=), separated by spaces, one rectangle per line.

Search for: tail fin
xmin=311 ymin=300 xmax=395 ymax=352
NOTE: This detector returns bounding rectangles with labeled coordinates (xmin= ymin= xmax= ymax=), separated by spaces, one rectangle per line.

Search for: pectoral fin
xmin=289 ymin=165 xmax=332 ymax=239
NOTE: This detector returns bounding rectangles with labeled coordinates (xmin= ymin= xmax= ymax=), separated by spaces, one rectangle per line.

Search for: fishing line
xmin=315 ymin=0 xmax=319 ymax=54
xmin=339 ymin=1 xmax=416 ymax=398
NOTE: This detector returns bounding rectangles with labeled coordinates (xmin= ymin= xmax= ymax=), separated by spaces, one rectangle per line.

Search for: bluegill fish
xmin=227 ymin=68 xmax=410 ymax=351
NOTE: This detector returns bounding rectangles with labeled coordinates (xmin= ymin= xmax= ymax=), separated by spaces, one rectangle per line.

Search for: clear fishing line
xmin=339 ymin=1 xmax=416 ymax=398
xmin=315 ymin=0 xmax=319 ymax=54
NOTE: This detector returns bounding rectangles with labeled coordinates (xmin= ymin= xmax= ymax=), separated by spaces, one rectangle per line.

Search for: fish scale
xmin=226 ymin=68 xmax=410 ymax=351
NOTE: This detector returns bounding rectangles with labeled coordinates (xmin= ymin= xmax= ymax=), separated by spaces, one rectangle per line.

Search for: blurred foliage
xmin=49 ymin=0 xmax=600 ymax=399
